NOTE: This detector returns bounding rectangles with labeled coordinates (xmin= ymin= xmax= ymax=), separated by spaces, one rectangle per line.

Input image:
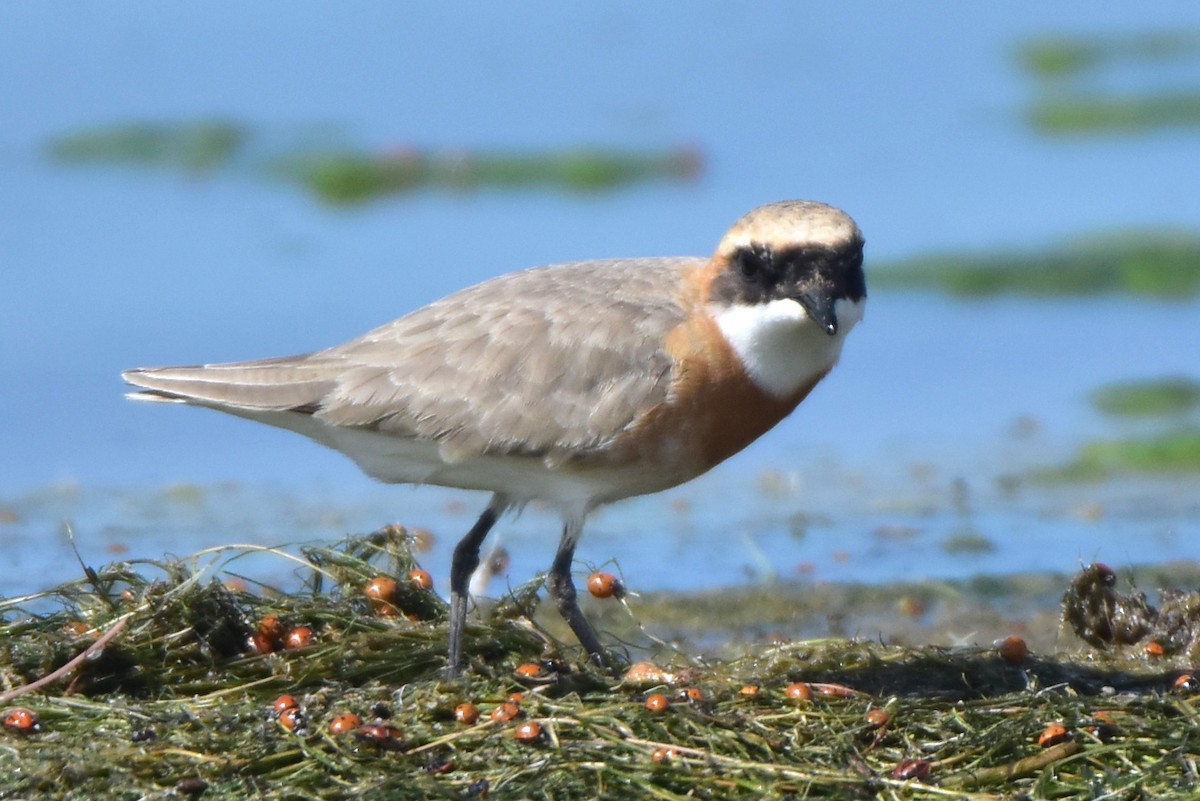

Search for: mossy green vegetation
xmin=1028 ymin=93 xmax=1200 ymax=135
xmin=275 ymin=147 xmax=702 ymax=204
xmin=1036 ymin=430 xmax=1200 ymax=481
xmin=47 ymin=120 xmax=246 ymax=172
xmin=872 ymin=232 xmax=1200 ymax=298
xmin=1016 ymin=31 xmax=1200 ymax=135
xmin=1091 ymin=377 xmax=1200 ymax=418
xmin=46 ymin=119 xmax=702 ymax=201
xmin=5 ymin=533 xmax=1200 ymax=799
xmin=1017 ymin=32 xmax=1200 ymax=80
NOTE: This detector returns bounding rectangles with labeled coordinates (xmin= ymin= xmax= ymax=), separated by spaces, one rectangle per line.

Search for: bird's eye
xmin=737 ymin=247 xmax=770 ymax=281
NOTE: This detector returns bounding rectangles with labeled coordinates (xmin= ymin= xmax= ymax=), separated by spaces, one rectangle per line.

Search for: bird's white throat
xmin=712 ymin=297 xmax=864 ymax=398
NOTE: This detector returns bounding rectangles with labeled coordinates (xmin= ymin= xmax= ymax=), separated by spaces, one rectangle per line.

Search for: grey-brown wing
xmin=125 ymin=258 xmax=699 ymax=462
xmin=314 ymin=257 xmax=698 ymax=461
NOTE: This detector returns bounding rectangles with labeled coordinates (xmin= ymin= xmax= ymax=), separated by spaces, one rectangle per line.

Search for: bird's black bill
xmin=796 ymin=292 xmax=839 ymax=336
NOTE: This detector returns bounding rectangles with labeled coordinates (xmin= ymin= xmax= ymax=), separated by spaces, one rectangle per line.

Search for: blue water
xmin=2 ymin=3 xmax=1199 ymax=599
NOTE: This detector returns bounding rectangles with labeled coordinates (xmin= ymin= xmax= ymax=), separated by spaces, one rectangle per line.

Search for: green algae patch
xmin=1017 ymin=32 xmax=1200 ymax=80
xmin=1036 ymin=430 xmax=1200 ymax=481
xmin=276 ymin=146 xmax=703 ymax=205
xmin=1091 ymin=377 xmax=1200 ymax=418
xmin=873 ymin=232 xmax=1200 ymax=298
xmin=48 ymin=120 xmax=246 ymax=172
xmin=6 ymin=533 xmax=1200 ymax=800
xmin=1029 ymin=93 xmax=1200 ymax=136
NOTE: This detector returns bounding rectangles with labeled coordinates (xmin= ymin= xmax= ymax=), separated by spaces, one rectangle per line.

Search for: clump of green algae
xmin=4 ymin=532 xmax=1200 ymax=800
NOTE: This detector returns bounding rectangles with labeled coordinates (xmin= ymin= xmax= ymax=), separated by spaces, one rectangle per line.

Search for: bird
xmin=123 ymin=199 xmax=867 ymax=676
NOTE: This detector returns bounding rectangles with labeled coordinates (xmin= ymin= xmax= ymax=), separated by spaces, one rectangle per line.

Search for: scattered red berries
xmin=284 ymin=626 xmax=314 ymax=649
xmin=1038 ymin=723 xmax=1071 ymax=748
xmin=490 ymin=702 xmax=521 ymax=723
xmin=512 ymin=720 xmax=543 ymax=743
xmin=455 ymin=703 xmax=480 ymax=724
xmin=408 ymin=568 xmax=434 ymax=591
xmin=3 ymin=707 xmax=41 ymax=734
xmin=785 ymin=682 xmax=812 ymax=702
xmin=644 ymin=693 xmax=670 ymax=713
xmin=998 ymin=635 xmax=1028 ymax=666
xmin=587 ymin=571 xmax=623 ymax=599
xmin=328 ymin=712 xmax=363 ymax=735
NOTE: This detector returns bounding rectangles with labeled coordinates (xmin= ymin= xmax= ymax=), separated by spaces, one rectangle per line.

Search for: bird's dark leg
xmin=546 ymin=517 xmax=612 ymax=669
xmin=445 ymin=495 xmax=504 ymax=678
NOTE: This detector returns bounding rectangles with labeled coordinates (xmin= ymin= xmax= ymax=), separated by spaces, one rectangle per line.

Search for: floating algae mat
xmin=872 ymin=232 xmax=1200 ymax=299
xmin=4 ymin=532 xmax=1200 ymax=799
xmin=46 ymin=119 xmax=702 ymax=203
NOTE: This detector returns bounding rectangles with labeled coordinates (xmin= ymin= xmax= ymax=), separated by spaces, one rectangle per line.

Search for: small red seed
xmin=892 ymin=758 xmax=931 ymax=781
xmin=328 ymin=712 xmax=363 ymax=735
xmin=676 ymin=687 xmax=704 ymax=702
xmin=1145 ymin=641 xmax=1166 ymax=658
xmin=364 ymin=576 xmax=399 ymax=605
xmin=998 ymin=635 xmax=1029 ymax=665
xmin=284 ymin=626 xmax=313 ymax=649
xmin=490 ymin=702 xmax=521 ymax=723
xmin=278 ymin=707 xmax=306 ymax=732
xmin=652 ymin=746 xmax=679 ymax=764
xmin=512 ymin=720 xmax=543 ymax=743
xmin=258 ymin=614 xmax=285 ymax=640
xmin=455 ymin=703 xmax=480 ymax=724
xmin=1038 ymin=723 xmax=1071 ymax=748
xmin=357 ymin=723 xmax=404 ymax=749
xmin=408 ymin=568 xmax=433 ymax=591
xmin=3 ymin=707 xmax=40 ymax=734
xmin=785 ymin=682 xmax=812 ymax=702
xmin=272 ymin=695 xmax=299 ymax=715
xmin=1174 ymin=673 xmax=1199 ymax=693
xmin=739 ymin=684 xmax=760 ymax=697
xmin=645 ymin=693 xmax=670 ymax=713
xmin=865 ymin=709 xmax=890 ymax=728
xmin=587 ymin=571 xmax=623 ymax=599
xmin=515 ymin=662 xmax=546 ymax=679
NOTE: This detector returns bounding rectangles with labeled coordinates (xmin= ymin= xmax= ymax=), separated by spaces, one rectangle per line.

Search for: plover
xmin=123 ymin=200 xmax=867 ymax=675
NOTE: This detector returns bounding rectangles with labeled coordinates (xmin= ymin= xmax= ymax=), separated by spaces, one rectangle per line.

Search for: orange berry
xmin=1174 ymin=674 xmax=1199 ymax=693
xmin=356 ymin=723 xmax=404 ymax=750
xmin=490 ymin=702 xmax=521 ymax=723
xmin=998 ymin=635 xmax=1028 ymax=666
xmin=507 ymin=692 xmax=525 ymax=704
xmin=785 ymin=682 xmax=812 ymax=702
xmin=651 ymin=746 xmax=679 ymax=764
xmin=1038 ymin=723 xmax=1071 ymax=748
xmin=62 ymin=620 xmax=90 ymax=636
xmin=278 ymin=707 xmax=307 ymax=733
xmin=408 ymin=568 xmax=433 ymax=591
xmin=272 ymin=695 xmax=299 ymax=715
xmin=676 ymin=687 xmax=704 ymax=702
xmin=258 ymin=614 xmax=285 ymax=640
xmin=284 ymin=626 xmax=314 ymax=649
xmin=248 ymin=632 xmax=277 ymax=654
xmin=328 ymin=712 xmax=363 ymax=735
xmin=364 ymin=576 xmax=399 ymax=605
xmin=512 ymin=720 xmax=543 ymax=743
xmin=892 ymin=759 xmax=930 ymax=781
xmin=3 ymin=707 xmax=40 ymax=734
xmin=454 ymin=703 xmax=480 ymax=724
xmin=644 ymin=693 xmax=670 ymax=713
xmin=515 ymin=662 xmax=546 ymax=679
xmin=739 ymin=684 xmax=760 ymax=697
xmin=865 ymin=709 xmax=890 ymax=728
xmin=1145 ymin=641 xmax=1166 ymax=658
xmin=587 ymin=571 xmax=623 ymax=599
